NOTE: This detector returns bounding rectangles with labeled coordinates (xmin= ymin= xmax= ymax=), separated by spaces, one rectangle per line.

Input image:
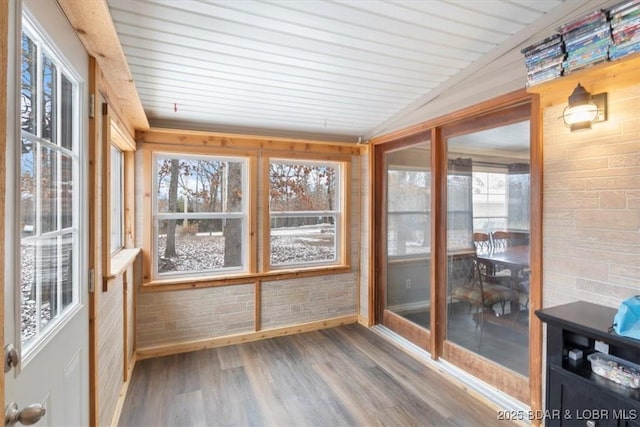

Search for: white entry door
xmin=4 ymin=0 xmax=89 ymax=426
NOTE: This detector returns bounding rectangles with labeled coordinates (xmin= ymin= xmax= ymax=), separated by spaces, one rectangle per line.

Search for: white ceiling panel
xmin=106 ymin=0 xmax=568 ymax=140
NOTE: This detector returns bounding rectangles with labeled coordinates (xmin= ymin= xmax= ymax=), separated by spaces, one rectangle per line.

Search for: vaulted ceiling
xmin=99 ymin=0 xmax=615 ymax=141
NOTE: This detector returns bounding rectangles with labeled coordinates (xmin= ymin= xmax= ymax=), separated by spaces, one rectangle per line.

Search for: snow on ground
xmin=158 ymin=226 xmax=335 ymax=273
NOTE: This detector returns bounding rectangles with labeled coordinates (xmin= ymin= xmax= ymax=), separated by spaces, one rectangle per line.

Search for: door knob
xmin=4 ymin=402 xmax=46 ymax=426
xmin=4 ymin=345 xmax=19 ymax=373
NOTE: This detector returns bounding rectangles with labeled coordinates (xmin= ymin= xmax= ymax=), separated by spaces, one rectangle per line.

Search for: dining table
xmin=476 ymin=245 xmax=530 ymax=312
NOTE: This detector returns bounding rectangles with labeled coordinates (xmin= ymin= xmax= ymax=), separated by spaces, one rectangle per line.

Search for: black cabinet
xmin=537 ymin=302 xmax=640 ymax=427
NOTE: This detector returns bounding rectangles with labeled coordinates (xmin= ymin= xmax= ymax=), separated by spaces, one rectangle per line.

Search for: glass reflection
xmin=384 ymin=140 xmax=431 ymax=330
xmin=445 ymin=121 xmax=531 ymax=377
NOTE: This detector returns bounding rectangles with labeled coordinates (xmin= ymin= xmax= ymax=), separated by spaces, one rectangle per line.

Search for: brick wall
xmin=135 ymin=150 xmax=362 ymax=350
xmin=543 ymin=82 xmax=640 ymax=308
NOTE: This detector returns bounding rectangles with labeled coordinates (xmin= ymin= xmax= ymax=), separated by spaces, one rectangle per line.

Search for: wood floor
xmin=119 ymin=324 xmax=515 ymax=427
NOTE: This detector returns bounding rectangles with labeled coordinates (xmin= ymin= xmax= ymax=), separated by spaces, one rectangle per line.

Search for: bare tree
xmin=223 ymin=162 xmax=242 ymax=267
xmin=164 ymin=159 xmax=180 ymax=258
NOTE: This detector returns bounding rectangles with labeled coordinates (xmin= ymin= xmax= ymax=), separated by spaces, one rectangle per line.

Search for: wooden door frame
xmin=1 ymin=0 xmax=9 ymax=415
xmin=373 ymin=130 xmax=433 ymax=350
xmin=370 ymin=89 xmax=543 ymax=414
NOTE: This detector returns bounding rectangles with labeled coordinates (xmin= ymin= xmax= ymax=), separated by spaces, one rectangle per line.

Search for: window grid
xmin=20 ymin=22 xmax=80 ymax=350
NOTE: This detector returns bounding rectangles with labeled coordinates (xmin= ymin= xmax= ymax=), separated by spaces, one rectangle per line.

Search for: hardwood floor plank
xmin=120 ymin=324 xmax=515 ymax=427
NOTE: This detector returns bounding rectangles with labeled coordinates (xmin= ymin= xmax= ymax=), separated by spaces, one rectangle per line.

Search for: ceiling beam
xmin=56 ymin=0 xmax=149 ymax=134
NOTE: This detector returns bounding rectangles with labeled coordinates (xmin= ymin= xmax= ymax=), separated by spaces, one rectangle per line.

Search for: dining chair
xmin=472 ymin=232 xmax=492 ymax=255
xmin=450 ymin=257 xmax=519 ymax=325
xmin=491 ymin=231 xmax=513 ymax=252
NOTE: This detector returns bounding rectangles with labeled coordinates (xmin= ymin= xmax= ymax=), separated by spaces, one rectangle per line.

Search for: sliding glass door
xmin=444 ymin=120 xmax=531 ymax=378
xmin=376 ymin=132 xmax=432 ymax=350
xmin=373 ymin=95 xmax=538 ymax=405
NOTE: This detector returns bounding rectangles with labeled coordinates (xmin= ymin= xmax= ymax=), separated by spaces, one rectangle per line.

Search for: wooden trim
xmin=431 ymin=126 xmax=445 ymax=360
xmin=366 ymin=147 xmax=375 ymax=327
xmin=105 ymin=248 xmax=140 ymax=280
xmin=527 ymin=52 xmax=640 ymax=107
xmin=56 ymin=0 xmax=148 ymax=133
xmin=382 ymin=310 xmax=430 ymax=352
xmin=260 ymin=155 xmax=270 ymax=273
xmin=342 ymin=157 xmax=352 ymax=268
xmin=110 ymin=120 xmax=136 ymax=152
xmin=88 ymin=56 xmax=100 ymax=427
xmin=443 ymin=341 xmax=529 ymax=403
xmin=441 ymin=102 xmax=532 ymax=140
xmin=141 ymin=148 xmax=152 ymax=283
xmin=248 ymin=155 xmax=258 ymax=274
xmin=373 ymin=144 xmax=385 ymax=325
xmin=138 ymin=128 xmax=361 ymax=154
xmin=370 ymin=89 xmax=530 ymax=145
xmin=122 ymin=270 xmax=129 ymax=382
xmin=109 ymin=353 xmax=137 ymax=427
xmin=136 ymin=315 xmax=358 ymax=360
xmin=123 ymin=150 xmax=135 ymax=249
xmin=101 ymin=101 xmax=111 ymax=292
xmin=142 ymin=265 xmax=352 ymax=293
xmin=140 ymin=142 xmax=255 ymax=158
xmin=250 ymin=280 xmax=259 ymax=335
xmin=0 ymin=0 xmax=8 ymax=414
xmin=529 ymin=93 xmax=544 ymax=423
xmin=357 ymin=314 xmax=369 ymax=327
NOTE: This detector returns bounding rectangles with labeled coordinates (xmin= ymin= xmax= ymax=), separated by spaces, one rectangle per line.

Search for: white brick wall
xmin=543 ymin=82 xmax=640 ymax=309
xmin=136 ymin=284 xmax=255 ymax=348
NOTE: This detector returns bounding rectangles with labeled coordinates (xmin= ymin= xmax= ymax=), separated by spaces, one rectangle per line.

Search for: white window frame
xmin=110 ymin=144 xmax=124 ymax=254
xmin=152 ymin=152 xmax=249 ymax=279
xmin=19 ymin=15 xmax=82 ymax=360
xmin=267 ymin=158 xmax=343 ymax=270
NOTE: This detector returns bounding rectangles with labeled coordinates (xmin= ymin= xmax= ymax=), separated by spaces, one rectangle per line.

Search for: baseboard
xmin=136 ymin=314 xmax=359 ymax=360
xmin=357 ymin=314 xmax=371 ymax=327
xmin=110 ymin=353 xmax=137 ymax=427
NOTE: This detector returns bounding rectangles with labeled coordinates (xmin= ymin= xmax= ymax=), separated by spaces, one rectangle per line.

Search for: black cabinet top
xmin=536 ymin=301 xmax=640 ymax=350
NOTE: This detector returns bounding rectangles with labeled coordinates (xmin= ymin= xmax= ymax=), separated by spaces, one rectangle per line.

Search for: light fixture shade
xmin=562 ymin=83 xmax=606 ymax=132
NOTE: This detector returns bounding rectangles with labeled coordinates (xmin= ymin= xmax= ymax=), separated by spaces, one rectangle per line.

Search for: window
xmin=268 ymin=159 xmax=342 ymax=268
xmin=20 ymin=22 xmax=80 ymax=348
xmin=472 ymin=171 xmax=508 ymax=233
xmin=110 ymin=145 xmax=124 ymax=254
xmin=153 ymin=153 xmax=248 ymax=278
xmin=387 ymin=168 xmax=430 ymax=257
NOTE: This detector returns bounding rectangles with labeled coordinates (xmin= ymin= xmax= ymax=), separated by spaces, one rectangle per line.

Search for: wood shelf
xmin=526 ymin=52 xmax=640 ymax=107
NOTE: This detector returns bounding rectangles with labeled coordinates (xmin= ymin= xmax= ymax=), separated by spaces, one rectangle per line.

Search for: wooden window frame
xmin=263 ymin=155 xmax=350 ymax=273
xmin=138 ymin=134 xmax=355 ymax=292
xmin=102 ymin=103 xmax=138 ymax=291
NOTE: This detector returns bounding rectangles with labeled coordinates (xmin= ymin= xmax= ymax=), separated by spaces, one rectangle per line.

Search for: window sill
xmin=104 ymin=248 xmax=141 ymax=291
xmin=142 ymin=264 xmax=352 ymax=292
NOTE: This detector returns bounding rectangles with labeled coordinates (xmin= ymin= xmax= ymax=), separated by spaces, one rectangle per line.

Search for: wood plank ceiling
xmin=105 ymin=0 xmax=565 ymax=141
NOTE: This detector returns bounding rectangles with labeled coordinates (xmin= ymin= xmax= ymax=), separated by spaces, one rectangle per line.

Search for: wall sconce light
xmin=562 ymin=83 xmax=608 ymax=132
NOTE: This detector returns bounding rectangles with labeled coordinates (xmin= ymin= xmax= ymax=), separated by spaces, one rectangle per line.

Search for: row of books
xmin=609 ymin=0 xmax=640 ymax=60
xmin=521 ymin=0 xmax=640 ymax=87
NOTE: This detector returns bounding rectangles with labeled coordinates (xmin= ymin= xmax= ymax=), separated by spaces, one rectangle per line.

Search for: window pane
xmin=21 ymin=137 xmax=36 ymax=237
xmin=110 ymin=146 xmax=123 ymax=253
xmin=388 ymin=170 xmax=430 ymax=212
xmin=156 ymin=158 xmax=244 ymax=213
xmin=21 ymin=34 xmax=37 ymax=134
xmin=269 ymin=162 xmax=337 ymax=211
xmin=21 ymin=241 xmax=36 ymax=343
xmin=387 ymin=213 xmax=430 ymax=256
xmin=270 ymin=216 xmax=336 ymax=266
xmin=41 ymin=54 xmax=57 ymax=142
xmin=39 ymin=237 xmax=58 ymax=329
xmin=60 ymin=74 xmax=73 ymax=150
xmin=61 ymin=154 xmax=73 ymax=229
xmin=40 ymin=146 xmax=58 ymax=233
xmin=61 ymin=234 xmax=73 ymax=310
xmin=157 ymin=218 xmax=243 ymax=275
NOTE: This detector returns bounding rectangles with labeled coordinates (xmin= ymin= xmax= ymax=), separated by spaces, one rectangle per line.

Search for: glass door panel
xmin=380 ymin=137 xmax=431 ymax=343
xmin=445 ymin=120 xmax=531 ymax=377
